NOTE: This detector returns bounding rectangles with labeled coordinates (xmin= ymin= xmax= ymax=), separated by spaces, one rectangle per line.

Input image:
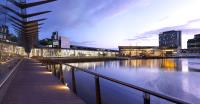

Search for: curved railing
xmin=41 ymin=60 xmax=191 ymax=104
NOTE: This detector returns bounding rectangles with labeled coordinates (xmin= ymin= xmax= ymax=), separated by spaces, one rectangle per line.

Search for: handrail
xmin=42 ymin=60 xmax=191 ymax=104
xmin=63 ymin=63 xmax=190 ymax=104
xmin=0 ymin=59 xmax=23 ymax=89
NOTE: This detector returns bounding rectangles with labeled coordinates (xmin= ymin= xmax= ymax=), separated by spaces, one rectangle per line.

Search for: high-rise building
xmin=187 ymin=34 xmax=200 ymax=49
xmin=60 ymin=36 xmax=70 ymax=48
xmin=51 ymin=31 xmax=60 ymax=48
xmin=0 ymin=25 xmax=9 ymax=41
xmin=51 ymin=32 xmax=70 ymax=48
xmin=52 ymin=31 xmax=59 ymax=40
xmin=159 ymin=30 xmax=182 ymax=49
xmin=0 ymin=25 xmax=9 ymax=34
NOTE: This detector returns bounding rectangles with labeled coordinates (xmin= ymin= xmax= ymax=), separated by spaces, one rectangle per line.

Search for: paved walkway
xmin=2 ymin=59 xmax=85 ymax=104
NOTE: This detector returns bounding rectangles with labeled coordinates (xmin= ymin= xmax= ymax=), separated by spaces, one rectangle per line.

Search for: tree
xmin=39 ymin=38 xmax=53 ymax=46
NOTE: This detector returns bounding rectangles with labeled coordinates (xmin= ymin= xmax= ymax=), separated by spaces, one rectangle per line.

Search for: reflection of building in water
xmin=119 ymin=59 xmax=184 ymax=71
xmin=120 ymin=59 xmax=160 ymax=69
xmin=70 ymin=61 xmax=121 ymax=70
xmin=160 ymin=59 xmax=176 ymax=71
xmin=160 ymin=59 xmax=183 ymax=71
xmin=181 ymin=59 xmax=189 ymax=72
xmin=70 ymin=62 xmax=104 ymax=70
xmin=187 ymin=59 xmax=200 ymax=72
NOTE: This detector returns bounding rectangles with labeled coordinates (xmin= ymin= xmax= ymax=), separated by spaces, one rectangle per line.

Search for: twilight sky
xmin=28 ymin=0 xmax=200 ymax=49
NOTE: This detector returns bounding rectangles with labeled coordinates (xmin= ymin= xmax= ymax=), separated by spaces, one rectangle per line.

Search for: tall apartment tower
xmin=51 ymin=31 xmax=60 ymax=48
xmin=159 ymin=30 xmax=182 ymax=49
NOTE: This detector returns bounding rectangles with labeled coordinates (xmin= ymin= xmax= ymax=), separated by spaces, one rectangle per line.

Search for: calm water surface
xmin=62 ymin=58 xmax=200 ymax=104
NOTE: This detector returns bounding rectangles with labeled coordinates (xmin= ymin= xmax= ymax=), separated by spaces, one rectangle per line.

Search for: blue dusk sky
xmin=28 ymin=0 xmax=200 ymax=49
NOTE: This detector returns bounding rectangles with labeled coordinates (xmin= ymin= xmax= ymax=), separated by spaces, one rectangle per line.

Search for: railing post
xmin=46 ymin=61 xmax=49 ymax=70
xmin=95 ymin=76 xmax=101 ymax=104
xmin=53 ymin=64 xmax=56 ymax=76
xmin=59 ymin=64 xmax=65 ymax=84
xmin=46 ymin=61 xmax=48 ymax=70
xmin=56 ymin=64 xmax=61 ymax=78
xmin=50 ymin=63 xmax=52 ymax=71
xmin=71 ymin=67 xmax=77 ymax=94
xmin=144 ymin=93 xmax=150 ymax=104
xmin=47 ymin=64 xmax=50 ymax=71
xmin=49 ymin=63 xmax=52 ymax=72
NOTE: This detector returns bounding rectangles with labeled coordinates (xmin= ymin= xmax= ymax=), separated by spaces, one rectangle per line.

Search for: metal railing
xmin=0 ymin=59 xmax=22 ymax=89
xmin=0 ymin=59 xmax=23 ymax=103
xmin=42 ymin=60 xmax=191 ymax=104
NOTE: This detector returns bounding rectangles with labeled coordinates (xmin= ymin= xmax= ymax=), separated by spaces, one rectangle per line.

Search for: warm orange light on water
xmin=162 ymin=59 xmax=176 ymax=70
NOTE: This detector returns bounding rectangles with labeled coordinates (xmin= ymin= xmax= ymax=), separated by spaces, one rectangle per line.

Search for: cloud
xmin=33 ymin=0 xmax=152 ymax=31
xmin=26 ymin=0 xmax=153 ymax=39
xmin=126 ymin=36 xmax=149 ymax=41
xmin=137 ymin=18 xmax=200 ymax=37
xmin=125 ymin=18 xmax=200 ymax=42
xmin=70 ymin=40 xmax=96 ymax=46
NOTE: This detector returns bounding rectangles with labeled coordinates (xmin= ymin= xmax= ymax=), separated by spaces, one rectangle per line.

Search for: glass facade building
xmin=118 ymin=46 xmax=179 ymax=57
xmin=1 ymin=41 xmax=118 ymax=60
xmin=0 ymin=0 xmax=22 ymax=42
xmin=30 ymin=47 xmax=118 ymax=58
xmin=159 ymin=30 xmax=182 ymax=49
xmin=119 ymin=46 xmax=162 ymax=57
xmin=1 ymin=1 xmax=119 ymax=58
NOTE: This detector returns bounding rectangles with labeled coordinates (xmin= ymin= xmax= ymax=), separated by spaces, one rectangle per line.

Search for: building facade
xmin=51 ymin=31 xmax=70 ymax=48
xmin=0 ymin=25 xmax=9 ymax=41
xmin=187 ymin=34 xmax=200 ymax=49
xmin=60 ymin=36 xmax=70 ymax=48
xmin=119 ymin=46 xmax=162 ymax=57
xmin=185 ymin=34 xmax=200 ymax=53
xmin=159 ymin=30 xmax=182 ymax=49
xmin=30 ymin=46 xmax=118 ymax=58
xmin=0 ymin=0 xmax=20 ymax=42
xmin=51 ymin=31 xmax=60 ymax=48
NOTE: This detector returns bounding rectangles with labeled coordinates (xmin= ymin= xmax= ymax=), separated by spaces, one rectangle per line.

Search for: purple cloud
xmin=126 ymin=36 xmax=150 ymax=41
xmin=32 ymin=0 xmax=147 ymax=30
xmin=138 ymin=18 xmax=200 ymax=37
xmin=125 ymin=18 xmax=200 ymax=41
xmin=70 ymin=40 xmax=96 ymax=46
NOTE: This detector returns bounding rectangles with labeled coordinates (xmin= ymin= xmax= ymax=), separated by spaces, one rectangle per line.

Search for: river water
xmin=62 ymin=58 xmax=200 ymax=104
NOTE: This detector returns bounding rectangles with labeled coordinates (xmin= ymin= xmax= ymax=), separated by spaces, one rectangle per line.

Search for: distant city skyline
xmin=27 ymin=0 xmax=200 ymax=49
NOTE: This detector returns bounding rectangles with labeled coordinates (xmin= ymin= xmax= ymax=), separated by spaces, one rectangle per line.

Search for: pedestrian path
xmin=2 ymin=59 xmax=85 ymax=104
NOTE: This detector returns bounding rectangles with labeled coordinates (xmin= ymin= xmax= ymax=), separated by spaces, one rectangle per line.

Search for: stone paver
xmin=2 ymin=59 xmax=85 ymax=104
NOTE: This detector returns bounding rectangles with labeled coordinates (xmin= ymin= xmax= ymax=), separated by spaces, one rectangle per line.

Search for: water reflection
xmin=70 ymin=58 xmax=200 ymax=72
xmin=62 ymin=58 xmax=200 ymax=104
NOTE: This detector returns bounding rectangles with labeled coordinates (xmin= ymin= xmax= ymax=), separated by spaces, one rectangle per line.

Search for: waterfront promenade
xmin=1 ymin=59 xmax=85 ymax=104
